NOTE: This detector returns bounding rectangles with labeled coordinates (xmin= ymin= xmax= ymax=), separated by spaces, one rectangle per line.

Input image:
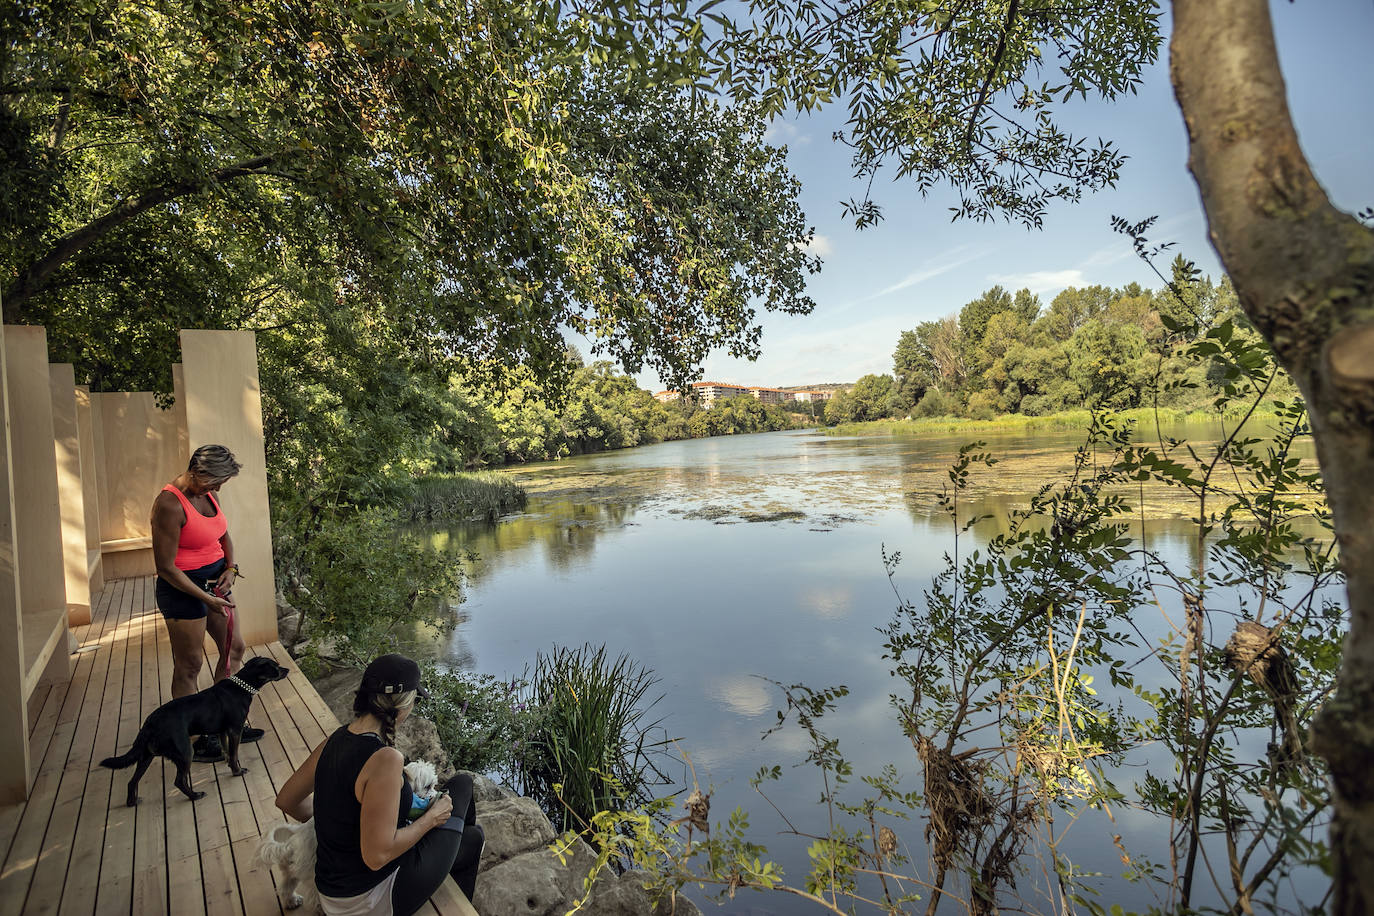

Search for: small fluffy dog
xmin=260 ymin=760 xmax=439 ymax=911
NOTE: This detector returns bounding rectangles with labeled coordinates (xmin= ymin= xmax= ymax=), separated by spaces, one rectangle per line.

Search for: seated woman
xmin=277 ymin=654 xmax=484 ymax=915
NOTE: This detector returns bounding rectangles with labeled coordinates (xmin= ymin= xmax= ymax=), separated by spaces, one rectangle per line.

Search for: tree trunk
xmin=1171 ymin=0 xmax=1374 ymax=909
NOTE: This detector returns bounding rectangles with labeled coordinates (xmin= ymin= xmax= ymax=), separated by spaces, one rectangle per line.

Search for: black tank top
xmin=313 ymin=727 xmax=414 ymax=897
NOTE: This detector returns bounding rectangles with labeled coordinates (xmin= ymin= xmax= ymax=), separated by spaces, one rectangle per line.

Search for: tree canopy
xmin=1 ymin=0 xmax=818 ymax=394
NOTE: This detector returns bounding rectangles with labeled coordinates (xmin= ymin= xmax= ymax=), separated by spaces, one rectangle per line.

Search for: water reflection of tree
xmin=423 ymin=496 xmax=645 ymax=586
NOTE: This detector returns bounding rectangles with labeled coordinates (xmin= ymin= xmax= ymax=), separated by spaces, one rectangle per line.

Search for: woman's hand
xmin=204 ymin=592 xmax=233 ymax=614
xmin=214 ymin=566 xmax=238 ymax=594
xmin=424 ymin=793 xmax=454 ymax=828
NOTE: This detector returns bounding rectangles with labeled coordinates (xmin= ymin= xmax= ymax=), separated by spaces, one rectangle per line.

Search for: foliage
xmin=846 ymin=275 xmax=1290 ymax=427
xmin=519 ymin=643 xmax=674 ymax=835
xmin=706 ymin=0 xmax=1163 ymax=227
xmin=424 ymin=669 xmax=542 ymax=781
xmin=2 ymin=0 xmax=818 ymax=394
xmin=285 ymin=508 xmax=462 ymax=666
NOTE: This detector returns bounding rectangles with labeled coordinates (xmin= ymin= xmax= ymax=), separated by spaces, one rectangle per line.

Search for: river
xmin=423 ymin=423 xmax=1327 ymax=914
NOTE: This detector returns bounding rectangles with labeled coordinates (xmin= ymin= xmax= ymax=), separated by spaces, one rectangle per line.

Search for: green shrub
xmin=290 ymin=507 xmax=463 ymax=665
xmin=425 ymin=670 xmax=542 ymax=780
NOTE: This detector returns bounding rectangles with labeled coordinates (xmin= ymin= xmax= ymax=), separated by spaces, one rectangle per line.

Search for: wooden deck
xmin=0 ymin=577 xmax=476 ymax=916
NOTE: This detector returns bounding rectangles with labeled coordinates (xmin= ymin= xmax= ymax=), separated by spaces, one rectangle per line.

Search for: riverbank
xmin=824 ymin=405 xmax=1280 ymax=437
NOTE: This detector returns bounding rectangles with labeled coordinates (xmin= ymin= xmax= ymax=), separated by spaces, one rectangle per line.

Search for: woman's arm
xmin=214 ymin=530 xmax=237 ymax=593
xmin=151 ymin=491 xmax=232 ymax=609
xmin=357 ymin=747 xmax=453 ymax=870
xmin=276 ymin=739 xmax=326 ymax=822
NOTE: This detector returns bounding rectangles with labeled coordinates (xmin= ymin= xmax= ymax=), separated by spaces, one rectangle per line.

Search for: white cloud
xmin=762 ymin=120 xmax=810 ymax=147
xmin=844 ymin=247 xmax=989 ymax=310
xmin=803 ymin=234 xmax=834 ymax=257
xmin=988 ymin=268 xmax=1085 ymax=296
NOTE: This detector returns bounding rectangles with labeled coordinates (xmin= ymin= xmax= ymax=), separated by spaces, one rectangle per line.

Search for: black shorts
xmin=156 ymin=558 xmax=227 ymax=621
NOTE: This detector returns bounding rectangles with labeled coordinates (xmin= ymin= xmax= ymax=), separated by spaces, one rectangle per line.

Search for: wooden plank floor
xmin=0 ymin=577 xmax=476 ymax=916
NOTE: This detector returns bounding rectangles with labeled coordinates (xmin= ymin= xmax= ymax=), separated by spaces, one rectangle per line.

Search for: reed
xmin=519 ymin=644 xmax=672 ymax=834
xmin=401 ymin=472 xmax=527 ymax=522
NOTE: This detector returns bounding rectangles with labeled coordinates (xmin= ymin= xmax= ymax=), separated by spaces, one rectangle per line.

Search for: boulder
xmin=476 ymin=794 xmax=558 ymax=872
xmin=473 ymin=839 xmax=598 ymax=916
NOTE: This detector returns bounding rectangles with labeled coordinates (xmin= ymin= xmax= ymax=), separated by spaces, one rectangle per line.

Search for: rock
xmin=476 ymin=795 xmax=558 ymax=872
xmin=470 ymin=772 xmax=516 ymax=804
xmin=473 ymin=839 xmax=598 ymax=916
xmin=591 ymin=874 xmax=702 ymax=916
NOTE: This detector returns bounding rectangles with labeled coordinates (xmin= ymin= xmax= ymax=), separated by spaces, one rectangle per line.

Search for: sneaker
xmin=239 ymin=726 xmax=265 ymax=743
xmin=192 ymin=736 xmax=225 ymax=763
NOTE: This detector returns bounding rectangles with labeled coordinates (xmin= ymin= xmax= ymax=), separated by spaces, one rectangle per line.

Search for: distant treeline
xmin=427 ymin=354 xmax=801 ymax=468
xmin=820 ymin=265 xmax=1296 ymax=425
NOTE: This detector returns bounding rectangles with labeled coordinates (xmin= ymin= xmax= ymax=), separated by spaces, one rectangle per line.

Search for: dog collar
xmin=227 ymin=674 xmax=259 ymax=695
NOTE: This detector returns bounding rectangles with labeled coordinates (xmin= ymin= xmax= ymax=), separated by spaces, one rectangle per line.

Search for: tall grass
xmin=827 ymin=405 xmax=1281 ymax=437
xmin=519 ymin=644 xmax=673 ymax=834
xmin=402 ymin=472 xmax=527 ymax=522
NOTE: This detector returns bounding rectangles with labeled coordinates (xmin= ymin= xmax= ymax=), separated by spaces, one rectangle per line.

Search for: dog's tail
xmin=99 ymin=728 xmax=148 ymax=770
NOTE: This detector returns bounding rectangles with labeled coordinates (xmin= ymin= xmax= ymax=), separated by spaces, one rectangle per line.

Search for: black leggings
xmin=391 ymin=774 xmax=484 ymax=916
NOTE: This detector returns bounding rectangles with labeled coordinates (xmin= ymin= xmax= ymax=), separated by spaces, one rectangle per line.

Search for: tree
xmin=1171 ymin=6 xmax=1374 ymax=907
xmin=1 ymin=0 xmax=818 ymax=394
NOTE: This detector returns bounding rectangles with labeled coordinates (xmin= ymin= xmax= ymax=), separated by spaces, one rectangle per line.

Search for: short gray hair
xmin=188 ymin=444 xmax=242 ymax=481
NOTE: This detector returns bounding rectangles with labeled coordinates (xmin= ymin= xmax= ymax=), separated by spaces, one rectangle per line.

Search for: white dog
xmin=259 ymin=760 xmax=440 ymax=912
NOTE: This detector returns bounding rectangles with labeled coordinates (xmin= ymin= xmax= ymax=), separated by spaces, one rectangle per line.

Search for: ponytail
xmin=352 ymin=688 xmax=416 ymax=747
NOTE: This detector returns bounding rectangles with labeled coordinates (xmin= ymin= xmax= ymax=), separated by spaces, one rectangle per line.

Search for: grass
xmin=826 ymin=405 xmax=1282 ymax=438
xmin=401 ymin=471 xmax=527 ymax=522
xmin=519 ymin=643 xmax=672 ymax=834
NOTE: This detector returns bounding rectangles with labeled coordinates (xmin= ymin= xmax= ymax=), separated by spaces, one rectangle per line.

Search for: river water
xmin=424 ymin=424 xmax=1326 ymax=914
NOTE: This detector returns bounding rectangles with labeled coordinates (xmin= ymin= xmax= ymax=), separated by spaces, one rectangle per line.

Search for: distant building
xmin=654 ymin=390 xmax=680 ymax=403
xmin=791 ymin=390 xmax=833 ymax=403
xmin=748 ymin=386 xmax=791 ymax=405
xmin=690 ymin=381 xmax=749 ymax=407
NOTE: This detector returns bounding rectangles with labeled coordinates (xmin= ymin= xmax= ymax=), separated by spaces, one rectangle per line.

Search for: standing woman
xmin=276 ymin=654 xmax=484 ymax=915
xmin=151 ymin=443 xmax=261 ymax=762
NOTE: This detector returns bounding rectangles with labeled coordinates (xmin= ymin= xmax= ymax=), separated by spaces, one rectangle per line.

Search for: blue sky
xmin=628 ymin=0 xmax=1374 ymax=391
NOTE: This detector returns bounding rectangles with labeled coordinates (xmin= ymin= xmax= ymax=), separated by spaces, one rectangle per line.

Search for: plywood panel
xmin=0 ymin=323 xmax=32 ymax=804
xmin=74 ymin=388 xmax=102 ymax=595
xmin=179 ymin=331 xmax=276 ymax=645
xmin=92 ymin=392 xmax=184 ymax=545
xmin=4 ymin=327 xmax=68 ymax=699
xmin=51 ymin=366 xmax=90 ymax=626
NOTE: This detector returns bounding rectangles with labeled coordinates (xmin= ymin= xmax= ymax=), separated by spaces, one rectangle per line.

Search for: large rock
xmin=473 ymin=839 xmax=599 ymax=916
xmin=477 ymin=795 xmax=558 ymax=871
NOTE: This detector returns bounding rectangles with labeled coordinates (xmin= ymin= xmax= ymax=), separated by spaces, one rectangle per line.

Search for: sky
xmin=626 ymin=0 xmax=1374 ymax=392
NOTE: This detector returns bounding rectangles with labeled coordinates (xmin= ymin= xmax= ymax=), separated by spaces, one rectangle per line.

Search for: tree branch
xmin=3 ymin=152 xmax=287 ymax=320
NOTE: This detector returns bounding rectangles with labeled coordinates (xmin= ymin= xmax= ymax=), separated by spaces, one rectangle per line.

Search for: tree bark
xmin=1171 ymin=0 xmax=1374 ymax=910
xmin=2 ymin=153 xmax=283 ymax=322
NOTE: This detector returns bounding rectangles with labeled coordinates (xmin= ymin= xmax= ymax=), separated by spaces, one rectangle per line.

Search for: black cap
xmin=360 ymin=654 xmax=429 ymax=699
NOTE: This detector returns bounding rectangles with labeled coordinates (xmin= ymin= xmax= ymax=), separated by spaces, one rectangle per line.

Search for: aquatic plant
xmin=520 ymin=644 xmax=674 ymax=835
xmin=402 ymin=472 xmax=527 ymax=522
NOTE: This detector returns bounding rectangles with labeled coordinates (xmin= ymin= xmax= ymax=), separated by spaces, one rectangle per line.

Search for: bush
xmin=425 ymin=670 xmax=542 ymax=780
xmin=912 ymin=388 xmax=959 ymax=417
xmin=290 ymin=508 xmax=463 ymax=665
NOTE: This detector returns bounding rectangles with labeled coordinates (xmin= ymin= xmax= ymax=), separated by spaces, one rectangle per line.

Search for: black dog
xmin=100 ymin=655 xmax=289 ymax=806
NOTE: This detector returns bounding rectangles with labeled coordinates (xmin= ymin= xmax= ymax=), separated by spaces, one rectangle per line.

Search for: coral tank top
xmin=163 ymin=484 xmax=227 ymax=570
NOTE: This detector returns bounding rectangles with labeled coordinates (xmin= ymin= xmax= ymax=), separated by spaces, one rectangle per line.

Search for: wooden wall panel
xmin=179 ymin=331 xmax=276 ymax=645
xmin=75 ymin=386 xmax=103 ymax=594
xmin=93 ymin=391 xmax=185 ymax=543
xmin=0 ymin=323 xmax=33 ymax=803
xmin=50 ymin=365 xmax=91 ymax=626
